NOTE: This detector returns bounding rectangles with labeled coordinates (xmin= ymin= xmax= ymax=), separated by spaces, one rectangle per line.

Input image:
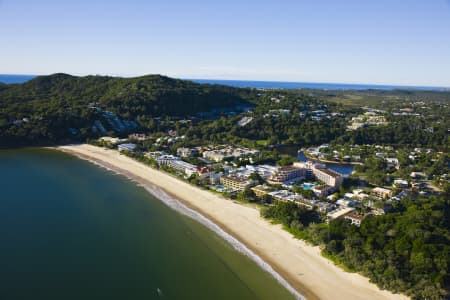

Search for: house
xmin=99 ymin=136 xmax=122 ymax=145
xmin=344 ymin=212 xmax=365 ymax=226
xmin=410 ymin=172 xmax=427 ymax=180
xmin=386 ymin=157 xmax=400 ymax=169
xmin=393 ymin=179 xmax=409 ymax=188
xmin=145 ymin=151 xmax=167 ymax=159
xmin=375 ymin=152 xmax=386 ymax=158
xmin=337 ymin=198 xmax=357 ymax=207
xmin=312 ymin=185 xmax=334 ymax=197
xmin=372 ymin=187 xmax=392 ymax=199
xmin=177 ymin=147 xmax=197 ymax=158
xmin=118 ymin=143 xmax=136 ymax=152
xmin=128 ymin=133 xmax=147 ymax=141
xmin=327 ymin=207 xmax=355 ymax=221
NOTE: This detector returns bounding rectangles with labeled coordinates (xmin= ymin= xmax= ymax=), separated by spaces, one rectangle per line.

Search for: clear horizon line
xmin=185 ymin=77 xmax=450 ymax=89
xmin=1 ymin=72 xmax=449 ymax=89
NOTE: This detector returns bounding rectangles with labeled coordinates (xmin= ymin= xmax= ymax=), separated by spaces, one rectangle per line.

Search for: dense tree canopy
xmin=0 ymin=74 xmax=255 ymax=147
xmin=262 ymin=197 xmax=450 ymax=299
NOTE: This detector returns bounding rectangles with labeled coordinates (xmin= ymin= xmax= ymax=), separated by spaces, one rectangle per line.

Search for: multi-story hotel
xmin=268 ymin=166 xmax=305 ymax=184
xmin=220 ymin=176 xmax=253 ymax=191
xmin=157 ymin=155 xmax=197 ymax=177
xmin=311 ymin=165 xmax=343 ymax=187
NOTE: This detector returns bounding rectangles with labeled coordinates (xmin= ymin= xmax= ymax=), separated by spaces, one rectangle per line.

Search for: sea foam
xmin=74 ymin=153 xmax=305 ymax=300
xmin=144 ymin=184 xmax=305 ymax=300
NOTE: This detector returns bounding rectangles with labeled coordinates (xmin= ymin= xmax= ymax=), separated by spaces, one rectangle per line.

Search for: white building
xmin=202 ymin=147 xmax=259 ymax=162
xmin=157 ymin=155 xmax=197 ymax=177
xmin=311 ymin=164 xmax=343 ymax=187
xmin=118 ymin=143 xmax=136 ymax=152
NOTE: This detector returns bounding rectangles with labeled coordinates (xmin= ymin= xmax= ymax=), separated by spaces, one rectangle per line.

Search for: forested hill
xmin=0 ymin=73 xmax=255 ymax=147
xmin=0 ymin=73 xmax=254 ymax=116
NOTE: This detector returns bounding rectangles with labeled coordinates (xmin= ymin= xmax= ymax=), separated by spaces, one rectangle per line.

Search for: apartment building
xmin=268 ymin=166 xmax=305 ymax=184
xmin=311 ymin=165 xmax=343 ymax=187
xmin=220 ymin=176 xmax=253 ymax=191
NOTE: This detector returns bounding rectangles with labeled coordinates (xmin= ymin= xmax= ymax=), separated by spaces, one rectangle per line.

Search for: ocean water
xmin=190 ymin=78 xmax=448 ymax=91
xmin=0 ymin=149 xmax=295 ymax=300
xmin=0 ymin=74 xmax=36 ymax=84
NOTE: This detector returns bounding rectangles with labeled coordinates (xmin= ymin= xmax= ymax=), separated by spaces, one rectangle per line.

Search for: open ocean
xmin=0 ymin=149 xmax=295 ymax=300
xmin=1 ymin=74 xmax=448 ymax=91
xmin=190 ymin=79 xmax=449 ymax=91
xmin=0 ymin=74 xmax=37 ymax=84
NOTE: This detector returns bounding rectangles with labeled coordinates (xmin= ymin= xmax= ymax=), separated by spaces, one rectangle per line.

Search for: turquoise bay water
xmin=0 ymin=149 xmax=294 ymax=300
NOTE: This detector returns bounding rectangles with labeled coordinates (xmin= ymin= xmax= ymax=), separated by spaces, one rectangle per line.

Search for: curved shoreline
xmin=54 ymin=144 xmax=408 ymax=300
xmin=56 ymin=147 xmax=307 ymax=300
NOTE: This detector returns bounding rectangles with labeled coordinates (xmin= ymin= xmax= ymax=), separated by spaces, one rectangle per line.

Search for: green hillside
xmin=0 ymin=74 xmax=255 ymax=146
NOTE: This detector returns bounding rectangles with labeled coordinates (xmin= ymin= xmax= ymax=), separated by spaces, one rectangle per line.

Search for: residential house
xmin=372 ymin=187 xmax=393 ymax=199
xmin=118 ymin=143 xmax=136 ymax=152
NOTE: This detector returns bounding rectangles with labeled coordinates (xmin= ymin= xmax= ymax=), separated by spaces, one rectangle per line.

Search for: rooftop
xmin=344 ymin=212 xmax=365 ymax=221
xmin=221 ymin=175 xmax=249 ymax=183
xmin=314 ymin=167 xmax=342 ymax=177
xmin=278 ymin=166 xmax=301 ymax=172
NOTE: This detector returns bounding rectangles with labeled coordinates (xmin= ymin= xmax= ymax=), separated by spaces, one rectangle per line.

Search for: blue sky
xmin=1 ymin=0 xmax=449 ymax=86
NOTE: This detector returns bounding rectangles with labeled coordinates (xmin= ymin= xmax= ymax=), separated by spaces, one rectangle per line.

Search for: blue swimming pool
xmin=302 ymin=183 xmax=315 ymax=190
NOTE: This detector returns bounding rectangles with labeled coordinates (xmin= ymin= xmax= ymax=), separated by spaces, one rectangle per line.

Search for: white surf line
xmin=144 ymin=184 xmax=306 ymax=300
xmin=61 ymin=149 xmax=306 ymax=300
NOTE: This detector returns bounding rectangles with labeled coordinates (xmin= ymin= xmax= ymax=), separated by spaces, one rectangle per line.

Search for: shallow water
xmin=0 ymin=149 xmax=295 ymax=300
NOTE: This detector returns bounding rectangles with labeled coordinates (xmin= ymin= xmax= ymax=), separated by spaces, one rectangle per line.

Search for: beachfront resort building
xmin=294 ymin=161 xmax=343 ymax=185
xmin=268 ymin=166 xmax=305 ymax=184
xmin=231 ymin=164 xmax=278 ymax=180
xmin=220 ymin=175 xmax=254 ymax=191
xmin=251 ymin=185 xmax=273 ymax=197
xmin=268 ymin=190 xmax=303 ymax=203
xmin=157 ymin=155 xmax=197 ymax=177
xmin=292 ymin=161 xmax=344 ymax=196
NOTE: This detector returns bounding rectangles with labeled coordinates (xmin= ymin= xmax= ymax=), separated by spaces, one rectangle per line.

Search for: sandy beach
xmin=55 ymin=144 xmax=408 ymax=300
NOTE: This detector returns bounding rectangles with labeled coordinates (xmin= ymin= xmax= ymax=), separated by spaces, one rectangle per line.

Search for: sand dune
xmin=55 ymin=144 xmax=408 ymax=300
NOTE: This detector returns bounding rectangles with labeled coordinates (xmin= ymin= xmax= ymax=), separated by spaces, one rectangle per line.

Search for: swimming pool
xmin=302 ymin=183 xmax=315 ymax=190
